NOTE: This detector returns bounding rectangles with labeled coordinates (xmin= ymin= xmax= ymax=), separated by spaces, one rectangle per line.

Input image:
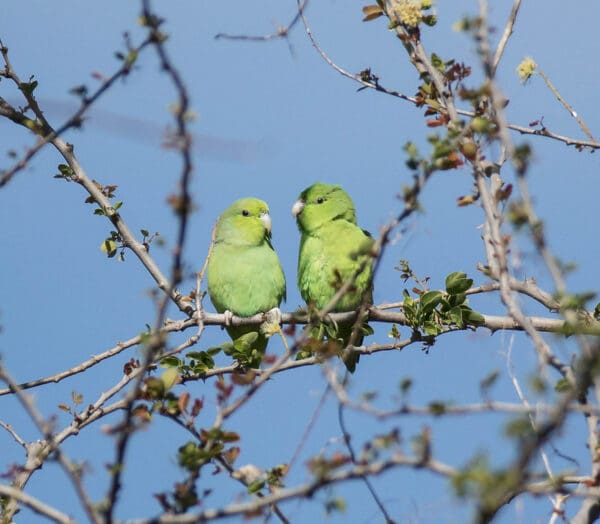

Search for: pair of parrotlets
xmin=206 ymin=182 xmax=374 ymax=372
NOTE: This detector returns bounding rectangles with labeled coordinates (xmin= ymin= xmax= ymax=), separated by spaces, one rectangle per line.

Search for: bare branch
xmin=0 ymin=421 xmax=26 ymax=447
xmin=491 ymin=0 xmax=523 ymax=76
xmin=2 ymin=303 xmax=597 ymax=399
xmin=215 ymin=1 xmax=308 ymax=42
xmin=128 ymin=454 xmax=458 ymax=523
xmin=0 ymin=485 xmax=75 ymax=524
xmin=536 ymin=68 xmax=596 ymax=142
xmin=335 ymin=376 xmax=397 ymax=524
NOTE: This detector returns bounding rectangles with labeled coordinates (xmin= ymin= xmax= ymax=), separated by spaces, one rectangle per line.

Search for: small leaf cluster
xmin=86 ymin=179 xmax=122 ymax=216
xmin=359 ymin=427 xmax=401 ymax=464
xmin=135 ymin=363 xmax=204 ymax=426
xmin=53 ymin=163 xmax=76 ymax=181
xmin=162 ymin=348 xmax=220 ymax=377
xmin=295 ymin=317 xmax=373 ymax=363
xmin=402 ymin=271 xmax=484 ymax=335
xmin=453 ymin=456 xmax=522 ymax=522
xmin=58 ymin=390 xmax=84 ymax=416
xmin=245 ymin=464 xmax=288 ymax=495
xmin=307 ymin=452 xmax=351 ymax=480
xmin=221 ymin=332 xmax=263 ymax=369
xmin=178 ymin=429 xmax=240 ymax=474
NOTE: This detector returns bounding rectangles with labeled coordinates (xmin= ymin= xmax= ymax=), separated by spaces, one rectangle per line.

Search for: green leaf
xmin=428 ymin=401 xmax=447 ymax=416
xmin=463 ymin=308 xmax=485 ymax=325
xmin=221 ymin=342 xmax=235 ymax=356
xmin=423 ymin=320 xmax=443 ymax=335
xmin=419 ymin=290 xmax=443 ymax=315
xmin=247 ymin=480 xmax=265 ymax=494
xmin=58 ymin=164 xmax=73 ymax=176
xmin=323 ymin=318 xmax=340 ymax=339
xmin=197 ymin=346 xmax=223 ymax=358
xmin=233 ymin=332 xmax=258 ymax=352
xmin=160 ymin=368 xmax=180 ymax=391
xmin=555 ymin=378 xmax=572 ymax=393
xmin=360 ymin=322 xmax=374 ymax=337
xmin=504 ymin=417 xmax=534 ymax=439
xmin=295 ymin=349 xmax=312 ymax=361
xmin=160 ymin=356 xmax=181 ymax=368
xmin=479 ymin=370 xmax=499 ymax=392
xmin=187 ymin=350 xmax=218 ymax=371
xmin=324 ymin=497 xmax=346 ymax=514
xmin=399 ymin=377 xmax=413 ymax=394
xmin=125 ymin=50 xmax=138 ymax=67
xmin=100 ymin=239 xmax=117 ymax=257
xmin=448 ymin=306 xmax=464 ymax=327
xmin=144 ymin=377 xmax=165 ymax=399
xmin=431 ymin=53 xmax=443 ymax=69
xmin=178 ymin=441 xmax=208 ymax=472
xmin=20 ymin=80 xmax=38 ymax=96
xmin=529 ymin=375 xmax=547 ymax=394
xmin=445 ymin=272 xmax=473 ymax=294
xmin=448 ymin=293 xmax=466 ymax=307
xmin=207 ymin=346 xmax=223 ymax=356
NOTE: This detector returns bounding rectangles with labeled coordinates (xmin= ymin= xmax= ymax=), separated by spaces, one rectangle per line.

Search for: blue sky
xmin=2 ymin=1 xmax=600 ymax=522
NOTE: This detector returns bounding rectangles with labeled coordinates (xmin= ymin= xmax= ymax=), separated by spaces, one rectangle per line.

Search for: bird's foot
xmin=260 ymin=307 xmax=282 ymax=338
xmin=223 ymin=310 xmax=233 ymax=327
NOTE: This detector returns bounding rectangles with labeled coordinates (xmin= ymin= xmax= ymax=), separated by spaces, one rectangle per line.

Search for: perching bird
xmin=207 ymin=198 xmax=286 ymax=368
xmin=292 ymin=183 xmax=374 ymax=372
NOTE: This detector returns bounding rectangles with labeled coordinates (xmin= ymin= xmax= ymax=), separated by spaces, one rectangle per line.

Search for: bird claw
xmin=223 ymin=310 xmax=233 ymax=327
xmin=260 ymin=307 xmax=282 ymax=338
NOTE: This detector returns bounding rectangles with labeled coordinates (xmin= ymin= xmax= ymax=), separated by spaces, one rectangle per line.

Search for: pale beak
xmin=291 ymin=200 xmax=305 ymax=217
xmin=260 ymin=212 xmax=272 ymax=234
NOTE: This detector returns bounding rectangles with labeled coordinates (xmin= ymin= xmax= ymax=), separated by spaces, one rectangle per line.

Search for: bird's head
xmin=215 ymin=197 xmax=273 ymax=246
xmin=292 ymin=182 xmax=357 ymax=233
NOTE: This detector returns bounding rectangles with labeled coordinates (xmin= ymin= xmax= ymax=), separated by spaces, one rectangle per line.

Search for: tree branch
xmin=0 ymin=485 xmax=75 ymax=524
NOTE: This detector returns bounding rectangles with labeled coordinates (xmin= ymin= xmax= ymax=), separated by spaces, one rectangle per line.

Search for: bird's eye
xmin=316 ymin=197 xmax=325 ymax=204
xmin=242 ymin=209 xmax=250 ymax=216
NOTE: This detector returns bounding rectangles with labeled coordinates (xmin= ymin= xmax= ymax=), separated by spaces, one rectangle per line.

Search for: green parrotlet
xmin=292 ymin=183 xmax=374 ymax=372
xmin=207 ymin=198 xmax=286 ymax=367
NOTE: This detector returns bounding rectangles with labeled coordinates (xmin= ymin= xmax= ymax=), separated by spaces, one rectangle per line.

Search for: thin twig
xmin=287 ymin=384 xmax=331 ymax=474
xmin=335 ymin=373 xmax=397 ymax=524
xmin=128 ymin=454 xmax=458 ymax=524
xmin=537 ymin=69 xmax=596 ymax=142
xmin=491 ymin=0 xmax=523 ymax=77
xmin=0 ymin=421 xmax=26 ymax=447
xmin=0 ymin=486 xmax=75 ymax=524
xmin=215 ymin=0 xmax=308 ymax=42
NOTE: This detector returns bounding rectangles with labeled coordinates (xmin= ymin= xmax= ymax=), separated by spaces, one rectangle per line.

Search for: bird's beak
xmin=260 ymin=212 xmax=272 ymax=234
xmin=291 ymin=199 xmax=305 ymax=217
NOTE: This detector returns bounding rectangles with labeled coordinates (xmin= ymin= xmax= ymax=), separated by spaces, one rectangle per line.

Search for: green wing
xmin=298 ymin=220 xmax=373 ymax=311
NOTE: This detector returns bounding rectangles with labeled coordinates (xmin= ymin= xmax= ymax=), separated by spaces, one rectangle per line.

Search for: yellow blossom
xmin=390 ymin=0 xmax=424 ymax=28
xmin=517 ymin=57 xmax=537 ymax=83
